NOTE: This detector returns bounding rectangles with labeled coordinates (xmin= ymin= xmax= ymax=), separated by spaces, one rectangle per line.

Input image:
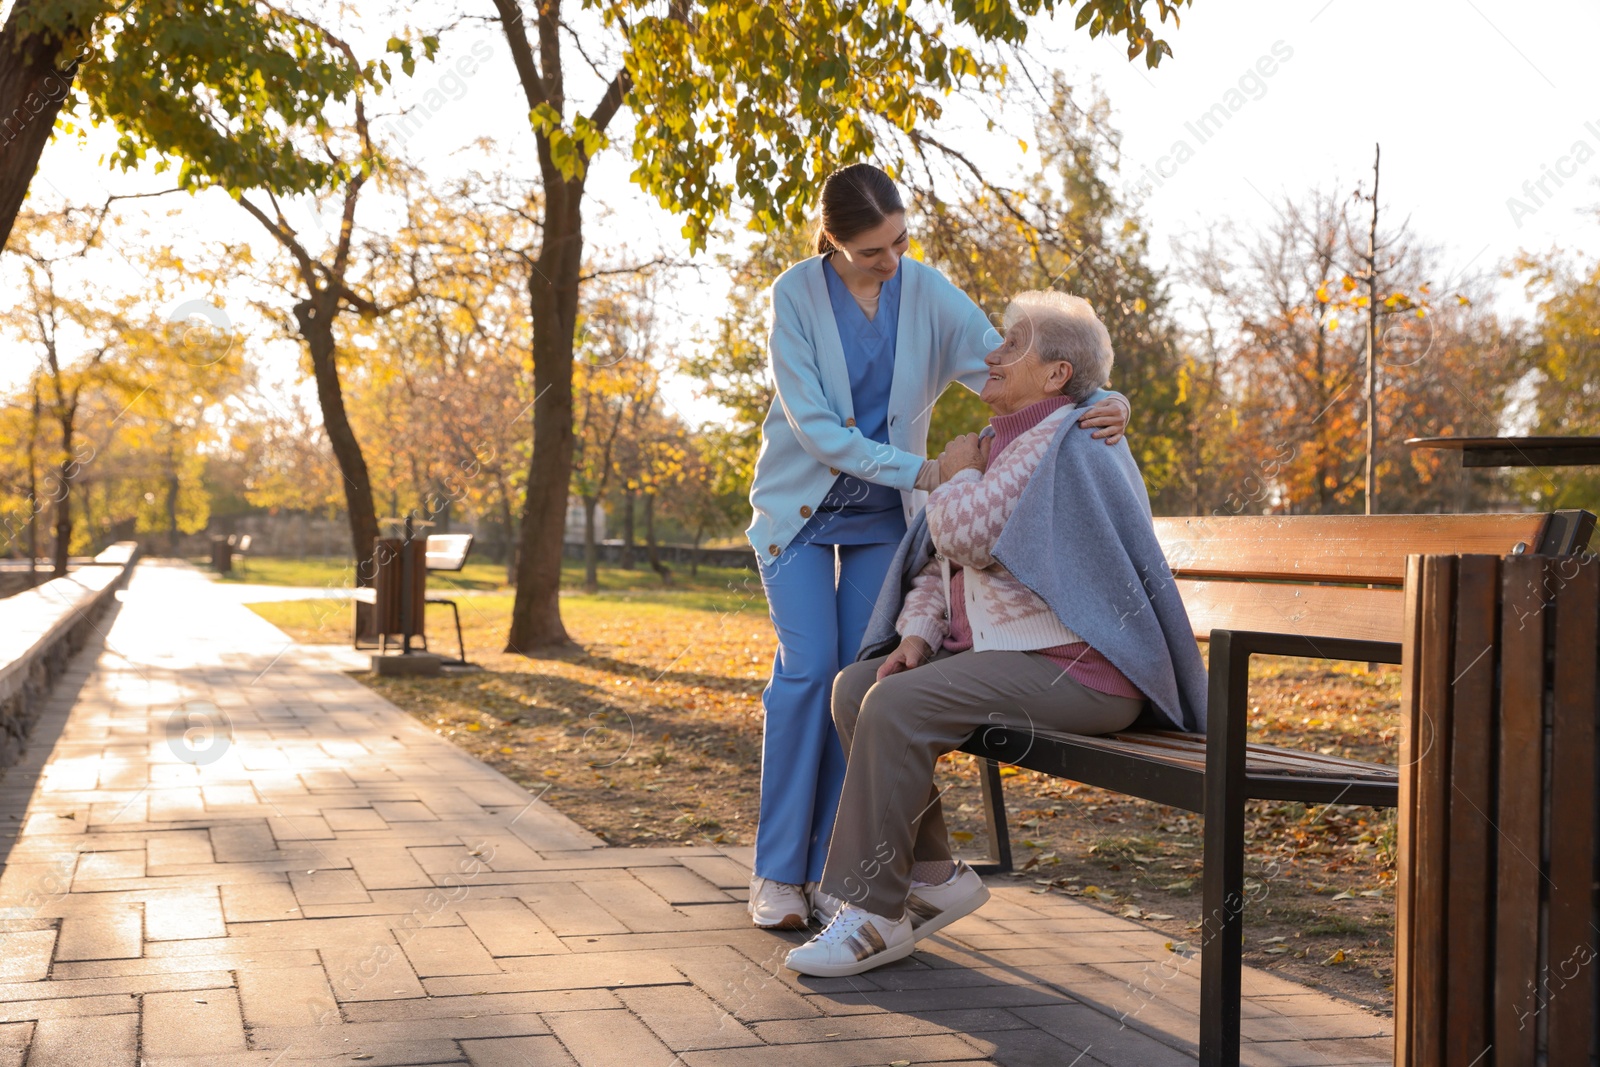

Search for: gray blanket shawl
xmin=857 ymin=418 xmax=1208 ymax=733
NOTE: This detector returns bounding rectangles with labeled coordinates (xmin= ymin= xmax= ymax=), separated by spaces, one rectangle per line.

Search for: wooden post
xmin=1399 ymin=552 xmax=1600 ymax=1066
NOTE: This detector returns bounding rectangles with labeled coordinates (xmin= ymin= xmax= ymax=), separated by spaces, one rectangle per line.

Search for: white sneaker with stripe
xmin=904 ymin=860 xmax=990 ymax=940
xmin=784 ymin=904 xmax=914 ymax=977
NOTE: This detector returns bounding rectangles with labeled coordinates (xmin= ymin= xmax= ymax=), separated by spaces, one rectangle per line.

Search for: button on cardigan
xmin=747 ymin=254 xmax=1123 ymax=558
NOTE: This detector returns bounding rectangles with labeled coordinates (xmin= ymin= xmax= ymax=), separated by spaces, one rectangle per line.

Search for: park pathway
xmin=0 ymin=561 xmax=1392 ymax=1066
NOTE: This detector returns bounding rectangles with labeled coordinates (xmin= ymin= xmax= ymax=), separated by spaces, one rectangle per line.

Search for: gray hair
xmin=1001 ymin=290 xmax=1114 ymax=402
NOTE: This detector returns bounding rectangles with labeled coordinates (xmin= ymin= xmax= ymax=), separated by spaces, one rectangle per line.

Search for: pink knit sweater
xmin=897 ymin=397 xmax=1142 ymax=700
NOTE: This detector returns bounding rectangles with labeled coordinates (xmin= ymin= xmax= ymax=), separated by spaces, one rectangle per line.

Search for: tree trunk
xmin=505 ymin=181 xmax=584 ymax=653
xmin=0 ymin=2 xmax=83 ymax=251
xmin=690 ymin=522 xmax=702 ymax=578
xmin=294 ymin=294 xmax=380 ymax=586
xmin=582 ymin=495 xmax=599 ymax=593
xmin=643 ymin=493 xmax=671 ymax=586
xmin=619 ymin=490 xmax=635 ymax=569
xmin=50 ymin=407 xmax=72 ymax=576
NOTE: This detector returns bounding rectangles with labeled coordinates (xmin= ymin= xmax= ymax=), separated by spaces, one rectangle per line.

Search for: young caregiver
xmin=744 ymin=162 xmax=1131 ymax=929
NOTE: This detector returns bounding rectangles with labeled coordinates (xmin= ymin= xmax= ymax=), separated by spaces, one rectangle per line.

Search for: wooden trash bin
xmin=210 ymin=536 xmax=232 ymax=574
xmin=1398 ymin=552 xmax=1599 ymax=1067
xmin=353 ymin=537 xmax=428 ymax=651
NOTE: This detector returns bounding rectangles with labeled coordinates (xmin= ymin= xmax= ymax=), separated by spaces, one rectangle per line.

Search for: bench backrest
xmin=1154 ymin=511 xmax=1595 ymax=645
xmin=425 ymin=533 xmax=474 ymax=572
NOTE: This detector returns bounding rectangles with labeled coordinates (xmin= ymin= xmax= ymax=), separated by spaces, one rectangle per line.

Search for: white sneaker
xmin=748 ymin=876 xmax=808 ymax=930
xmin=804 ymin=881 xmax=844 ymax=926
xmin=784 ymin=904 xmax=915 ymax=977
xmin=904 ymin=861 xmax=990 ymax=940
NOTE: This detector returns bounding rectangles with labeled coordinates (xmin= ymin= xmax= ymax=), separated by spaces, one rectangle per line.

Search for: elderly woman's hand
xmin=1077 ymin=397 xmax=1130 ymax=445
xmin=877 ymin=635 xmax=933 ymax=681
xmin=937 ymin=433 xmax=987 ymax=482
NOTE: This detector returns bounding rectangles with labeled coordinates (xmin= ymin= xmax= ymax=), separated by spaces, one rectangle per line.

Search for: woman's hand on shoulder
xmin=877 ymin=635 xmax=933 ymax=680
xmin=937 ymin=433 xmax=986 ymax=481
xmin=1078 ymin=397 xmax=1129 ymax=445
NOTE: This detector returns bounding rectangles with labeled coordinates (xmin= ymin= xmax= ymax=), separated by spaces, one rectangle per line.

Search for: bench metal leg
xmin=973 ymin=758 xmax=1014 ymax=875
xmin=430 ymin=599 xmax=468 ymax=666
xmin=1200 ymin=630 xmax=1250 ymax=1067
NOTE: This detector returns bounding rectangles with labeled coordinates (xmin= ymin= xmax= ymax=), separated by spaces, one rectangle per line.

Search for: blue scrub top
xmin=793 ymin=257 xmax=909 ymax=547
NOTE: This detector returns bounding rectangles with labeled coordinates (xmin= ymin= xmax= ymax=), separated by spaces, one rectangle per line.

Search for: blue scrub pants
xmin=754 ymin=539 xmax=901 ymax=885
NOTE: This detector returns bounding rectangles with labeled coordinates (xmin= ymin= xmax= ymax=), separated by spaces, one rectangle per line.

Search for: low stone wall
xmin=0 ymin=542 xmax=140 ymax=769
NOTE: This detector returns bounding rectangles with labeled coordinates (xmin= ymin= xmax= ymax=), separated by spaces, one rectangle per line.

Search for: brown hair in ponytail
xmin=813 ymin=163 xmax=904 ymax=255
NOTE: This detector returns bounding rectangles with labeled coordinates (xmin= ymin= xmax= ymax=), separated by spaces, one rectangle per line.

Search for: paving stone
xmin=571 ymin=876 xmax=692 ymax=933
xmin=673 ymin=855 xmax=752 ymax=891
xmin=267 ymin=814 xmax=335 ymax=843
xmin=398 ymin=926 xmax=499 ymax=977
xmin=320 ymin=938 xmax=426 ymax=1001
xmin=461 ymin=1036 xmax=577 ymax=1067
xmin=629 ymin=866 xmax=733 ymax=905
xmin=459 ymin=907 xmax=565 ymax=957
xmin=1011 ymin=1001 xmax=1197 ymax=1065
xmin=543 ymin=1008 xmax=677 ymax=1066
xmin=140 ymin=989 xmax=247 ymax=1056
xmin=202 ymin=785 xmax=259 ymax=810
xmin=24 ymin=1013 xmax=138 ymax=1067
xmin=959 ymin=1025 xmax=1106 ymax=1066
xmin=0 ymin=993 xmax=140 ymax=1024
xmin=340 ymin=988 xmax=618 ymax=1023
xmin=618 ymin=985 xmax=764 ymax=1051
xmin=752 ymin=1011 xmax=967 ymax=1044
xmin=288 ymin=868 xmax=371 ymax=906
xmin=237 ymin=966 xmax=338 ymax=1028
xmin=424 ymin=949 xmax=685 ymax=996
xmin=322 ymin=808 xmax=390 ymax=832
xmin=517 ymin=883 xmax=629 ymax=937
xmin=51 ymin=949 xmax=319 ymax=981
xmin=1239 ymin=1035 xmax=1393 ymax=1066
xmin=348 ymin=846 xmax=434 ymax=890
xmin=0 ymin=930 xmax=54 ymax=983
xmin=145 ymin=830 xmax=216 ymax=868
xmin=55 ymin=901 xmax=142 ymax=960
xmin=72 ymin=849 xmax=145 ymax=883
xmin=145 ymin=888 xmax=227 ymax=941
xmin=371 ymin=801 xmax=437 ymax=822
xmin=220 ymin=880 xmax=302 ymax=922
xmin=671 ymin=946 xmax=823 ymax=1023
xmin=208 ymin=822 xmax=279 ymax=863
xmin=681 ymin=1035 xmax=989 ymax=1066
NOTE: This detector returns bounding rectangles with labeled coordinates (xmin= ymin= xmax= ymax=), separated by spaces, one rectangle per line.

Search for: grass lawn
xmin=249 ymin=570 xmax=1399 ymax=1014
xmin=200 ymin=553 xmax=758 ymax=598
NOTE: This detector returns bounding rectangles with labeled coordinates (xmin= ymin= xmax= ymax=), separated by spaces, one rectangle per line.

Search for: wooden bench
xmin=960 ymin=509 xmax=1596 ymax=1067
xmin=226 ymin=533 xmax=252 ymax=576
xmin=423 ymin=533 xmax=474 ymax=666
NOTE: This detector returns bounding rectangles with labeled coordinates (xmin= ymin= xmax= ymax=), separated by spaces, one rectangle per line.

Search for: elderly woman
xmin=785 ymin=290 xmax=1208 ymax=978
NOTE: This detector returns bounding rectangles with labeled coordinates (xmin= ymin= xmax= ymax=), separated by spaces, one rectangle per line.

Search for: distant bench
xmin=961 ymin=510 xmax=1595 ymax=1067
xmin=0 ymin=542 xmax=141 ymax=767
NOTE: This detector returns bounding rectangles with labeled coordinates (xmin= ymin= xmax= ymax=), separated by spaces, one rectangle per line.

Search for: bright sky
xmin=7 ymin=0 xmax=1599 ymax=427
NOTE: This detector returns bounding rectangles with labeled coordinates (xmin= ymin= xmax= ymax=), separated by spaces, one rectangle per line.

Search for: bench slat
xmin=965 ymin=729 xmax=1398 ymax=807
xmin=1155 ymin=514 xmax=1550 ymax=585
xmin=1176 ymin=580 xmax=1403 ymax=644
xmin=1094 ymin=732 xmax=1395 ymax=781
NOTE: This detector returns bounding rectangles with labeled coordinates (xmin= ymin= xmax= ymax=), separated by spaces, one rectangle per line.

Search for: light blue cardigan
xmin=746 ymin=255 xmax=1121 ymax=559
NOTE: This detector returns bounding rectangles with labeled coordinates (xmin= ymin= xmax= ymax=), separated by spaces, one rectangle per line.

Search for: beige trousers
xmin=819 ymin=647 xmax=1145 ymax=918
